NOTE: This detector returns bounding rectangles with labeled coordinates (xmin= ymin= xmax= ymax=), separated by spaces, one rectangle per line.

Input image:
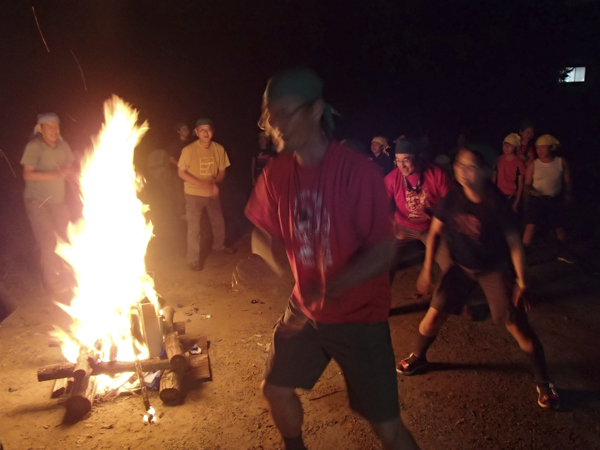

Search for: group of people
xmin=21 ymin=67 xmax=569 ymax=449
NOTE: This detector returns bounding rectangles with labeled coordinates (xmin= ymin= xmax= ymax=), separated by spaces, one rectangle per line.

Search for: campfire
xmin=36 ymin=97 xmax=211 ymax=422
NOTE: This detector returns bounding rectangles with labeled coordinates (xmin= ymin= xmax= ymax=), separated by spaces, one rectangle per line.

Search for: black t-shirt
xmin=168 ymin=138 xmax=190 ymax=162
xmin=434 ymin=186 xmax=518 ymax=271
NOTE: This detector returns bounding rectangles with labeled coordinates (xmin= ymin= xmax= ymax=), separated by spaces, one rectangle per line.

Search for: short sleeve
xmin=21 ymin=141 xmax=40 ymax=167
xmin=245 ymin=165 xmax=282 ymax=239
xmin=352 ymin=163 xmax=393 ymax=247
xmin=383 ymin=171 xmax=395 ymax=201
xmin=220 ymin=148 xmax=231 ymax=170
xmin=178 ymin=146 xmax=190 ymax=169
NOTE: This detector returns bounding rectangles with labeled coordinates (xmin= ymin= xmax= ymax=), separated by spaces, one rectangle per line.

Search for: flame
xmin=51 ymin=96 xmax=159 ymax=390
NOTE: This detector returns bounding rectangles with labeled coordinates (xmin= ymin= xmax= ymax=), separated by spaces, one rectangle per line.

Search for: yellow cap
xmin=536 ymin=134 xmax=560 ymax=147
xmin=371 ymin=136 xmax=390 ymax=150
xmin=503 ymin=133 xmax=521 ymax=148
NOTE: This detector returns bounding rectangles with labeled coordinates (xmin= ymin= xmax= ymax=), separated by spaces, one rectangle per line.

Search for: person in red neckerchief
xmin=385 ymin=137 xmax=452 ymax=280
xmin=246 ymin=68 xmax=418 ymax=450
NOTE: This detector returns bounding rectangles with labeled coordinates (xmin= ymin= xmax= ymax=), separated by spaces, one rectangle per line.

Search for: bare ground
xmin=1 ymin=229 xmax=600 ymax=450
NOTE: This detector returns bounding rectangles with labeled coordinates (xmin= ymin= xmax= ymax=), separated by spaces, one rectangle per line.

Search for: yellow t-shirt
xmin=178 ymin=140 xmax=231 ymax=196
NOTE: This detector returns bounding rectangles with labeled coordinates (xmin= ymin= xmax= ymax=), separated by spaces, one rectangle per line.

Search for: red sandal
xmin=536 ymin=381 xmax=559 ymax=410
xmin=396 ymin=353 xmax=428 ymax=376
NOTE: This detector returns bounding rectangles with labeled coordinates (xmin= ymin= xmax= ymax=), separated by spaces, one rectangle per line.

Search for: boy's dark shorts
xmin=525 ymin=195 xmax=566 ymax=228
xmin=430 ymin=264 xmax=517 ymax=325
xmin=264 ymin=301 xmax=400 ymax=424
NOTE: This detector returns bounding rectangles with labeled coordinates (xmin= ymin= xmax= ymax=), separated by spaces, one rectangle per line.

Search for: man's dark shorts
xmin=265 ymin=301 xmax=400 ymax=424
xmin=525 ymin=195 xmax=566 ymax=228
xmin=430 ymin=264 xmax=517 ymax=325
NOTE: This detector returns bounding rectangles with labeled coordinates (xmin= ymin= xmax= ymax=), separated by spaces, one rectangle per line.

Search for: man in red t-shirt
xmin=385 ymin=138 xmax=451 ymax=280
xmin=246 ymin=68 xmax=418 ymax=450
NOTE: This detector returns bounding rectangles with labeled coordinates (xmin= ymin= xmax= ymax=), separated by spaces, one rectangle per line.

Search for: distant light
xmin=561 ymin=67 xmax=586 ymax=83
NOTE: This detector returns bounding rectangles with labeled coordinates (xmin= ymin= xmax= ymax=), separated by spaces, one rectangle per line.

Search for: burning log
xmin=165 ymin=332 xmax=187 ymax=372
xmin=38 ymin=357 xmax=172 ymax=382
xmin=73 ymin=347 xmax=94 ymax=382
xmin=65 ymin=374 xmax=98 ymax=421
xmin=140 ymin=300 xmax=163 ymax=358
xmin=159 ymin=370 xmax=183 ymax=404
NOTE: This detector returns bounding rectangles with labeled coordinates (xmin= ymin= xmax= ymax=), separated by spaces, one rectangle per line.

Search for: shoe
xmin=396 ymin=353 xmax=428 ymax=375
xmin=214 ymin=246 xmax=237 ymax=254
xmin=189 ymin=261 xmax=203 ymax=271
xmin=536 ymin=381 xmax=559 ymax=410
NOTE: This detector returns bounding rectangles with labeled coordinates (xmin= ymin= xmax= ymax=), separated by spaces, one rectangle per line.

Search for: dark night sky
xmin=1 ymin=0 xmax=599 ymax=184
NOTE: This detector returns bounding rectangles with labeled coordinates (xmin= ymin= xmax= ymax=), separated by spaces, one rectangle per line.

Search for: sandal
xmin=396 ymin=353 xmax=428 ymax=376
xmin=536 ymin=381 xmax=560 ymax=410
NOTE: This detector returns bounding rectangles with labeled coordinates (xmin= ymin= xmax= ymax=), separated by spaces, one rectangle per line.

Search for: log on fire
xmin=165 ymin=331 xmax=188 ymax=372
xmin=38 ymin=357 xmax=172 ymax=382
xmin=65 ymin=374 xmax=98 ymax=421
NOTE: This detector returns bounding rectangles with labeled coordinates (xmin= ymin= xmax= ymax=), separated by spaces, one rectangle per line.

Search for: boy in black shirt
xmin=396 ymin=147 xmax=559 ymax=410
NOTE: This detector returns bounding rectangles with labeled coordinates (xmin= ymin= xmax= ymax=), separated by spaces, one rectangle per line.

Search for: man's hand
xmin=512 ymin=280 xmax=531 ymax=312
xmin=416 ymin=268 xmax=432 ymax=296
xmin=211 ymin=183 xmax=219 ymax=197
xmin=512 ymin=201 xmax=519 ymax=212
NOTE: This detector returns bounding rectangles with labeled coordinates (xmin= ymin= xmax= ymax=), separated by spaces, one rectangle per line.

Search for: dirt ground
xmin=1 ymin=224 xmax=600 ymax=450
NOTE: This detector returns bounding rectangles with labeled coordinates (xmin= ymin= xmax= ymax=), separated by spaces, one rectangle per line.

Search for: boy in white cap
xmin=492 ymin=133 xmax=526 ymax=212
xmin=21 ymin=113 xmax=74 ymax=292
xmin=522 ymin=135 xmax=573 ymax=259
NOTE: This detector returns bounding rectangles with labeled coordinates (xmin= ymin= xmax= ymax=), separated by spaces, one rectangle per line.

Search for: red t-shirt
xmin=495 ymin=155 xmax=526 ymax=196
xmin=245 ymin=141 xmax=392 ymax=324
xmin=384 ymin=163 xmax=450 ymax=231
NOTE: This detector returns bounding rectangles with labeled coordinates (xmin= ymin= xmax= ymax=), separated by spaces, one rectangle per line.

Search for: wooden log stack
xmin=38 ymin=305 xmax=211 ymax=421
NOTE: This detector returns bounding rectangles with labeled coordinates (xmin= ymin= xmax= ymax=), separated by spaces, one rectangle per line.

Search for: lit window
xmin=561 ymin=67 xmax=586 ymax=83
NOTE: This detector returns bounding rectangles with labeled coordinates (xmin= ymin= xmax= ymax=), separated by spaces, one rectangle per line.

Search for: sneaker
xmin=189 ymin=261 xmax=203 ymax=271
xmin=396 ymin=353 xmax=428 ymax=375
xmin=536 ymin=381 xmax=560 ymax=410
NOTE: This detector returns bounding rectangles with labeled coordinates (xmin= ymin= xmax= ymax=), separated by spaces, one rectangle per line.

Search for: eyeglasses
xmin=257 ymin=102 xmax=310 ymax=130
xmin=394 ymin=157 xmax=414 ymax=165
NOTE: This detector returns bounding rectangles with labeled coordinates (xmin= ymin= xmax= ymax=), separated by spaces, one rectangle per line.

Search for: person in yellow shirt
xmin=178 ymin=118 xmax=236 ymax=270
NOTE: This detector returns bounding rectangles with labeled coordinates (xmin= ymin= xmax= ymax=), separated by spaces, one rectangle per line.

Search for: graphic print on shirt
xmin=292 ymin=189 xmax=332 ymax=271
xmin=199 ymin=157 xmax=215 ymax=176
xmin=405 ymin=187 xmax=431 ymax=222
xmin=450 ymin=213 xmax=482 ymax=242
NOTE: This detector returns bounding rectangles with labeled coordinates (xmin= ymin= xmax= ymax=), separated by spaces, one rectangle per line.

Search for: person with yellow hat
xmin=369 ymin=136 xmax=394 ymax=176
xmin=492 ymin=133 xmax=526 ymax=212
xmin=522 ymin=134 xmax=573 ymax=261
